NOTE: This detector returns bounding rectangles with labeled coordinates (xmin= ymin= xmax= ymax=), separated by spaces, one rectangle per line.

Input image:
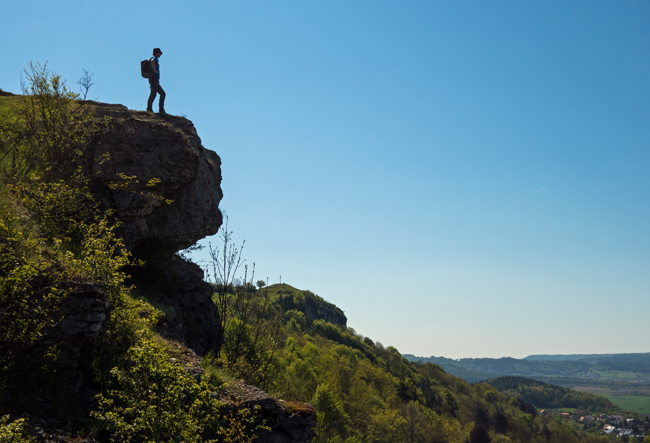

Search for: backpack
xmin=140 ymin=59 xmax=151 ymax=78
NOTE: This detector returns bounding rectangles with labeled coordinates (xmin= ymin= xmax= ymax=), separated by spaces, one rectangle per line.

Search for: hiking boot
xmin=146 ymin=108 xmax=154 ymax=114
xmin=158 ymin=109 xmax=167 ymax=115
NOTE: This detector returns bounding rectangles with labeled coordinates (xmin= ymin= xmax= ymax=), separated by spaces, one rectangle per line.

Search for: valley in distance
xmin=404 ymin=352 xmax=650 ymax=416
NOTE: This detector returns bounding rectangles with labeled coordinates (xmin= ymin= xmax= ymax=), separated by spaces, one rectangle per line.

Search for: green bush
xmin=0 ymin=62 xmax=103 ymax=180
xmin=93 ymin=335 xmax=232 ymax=443
xmin=0 ymin=208 xmax=65 ymax=388
xmin=0 ymin=415 xmax=35 ymax=443
xmin=284 ymin=310 xmax=307 ymax=331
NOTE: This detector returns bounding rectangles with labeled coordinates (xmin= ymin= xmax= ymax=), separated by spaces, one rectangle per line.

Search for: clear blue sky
xmin=2 ymin=1 xmax=649 ymax=359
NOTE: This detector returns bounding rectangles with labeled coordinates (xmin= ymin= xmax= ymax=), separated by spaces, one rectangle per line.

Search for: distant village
xmin=542 ymin=409 xmax=649 ymax=440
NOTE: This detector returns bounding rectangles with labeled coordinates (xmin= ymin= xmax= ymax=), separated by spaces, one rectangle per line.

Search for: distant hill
xmin=485 ymin=376 xmax=615 ymax=410
xmin=263 ymin=283 xmax=347 ymax=327
xmin=525 ymin=353 xmax=650 ymax=362
xmin=403 ymin=353 xmax=650 ymax=384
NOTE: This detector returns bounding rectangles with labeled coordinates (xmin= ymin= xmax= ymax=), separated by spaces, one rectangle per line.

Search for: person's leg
xmin=147 ymin=77 xmax=158 ymax=111
xmin=157 ymin=84 xmax=166 ymax=112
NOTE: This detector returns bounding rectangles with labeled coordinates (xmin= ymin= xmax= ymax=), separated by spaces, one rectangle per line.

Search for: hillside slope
xmin=265 ymin=283 xmax=347 ymax=327
xmin=404 ymin=353 xmax=650 ymax=384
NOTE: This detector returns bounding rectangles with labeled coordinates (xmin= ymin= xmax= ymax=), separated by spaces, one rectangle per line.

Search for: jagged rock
xmin=39 ymin=283 xmax=112 ymax=392
xmin=224 ymin=381 xmax=317 ymax=443
xmin=273 ymin=285 xmax=347 ymax=327
xmin=44 ymin=283 xmax=111 ymax=344
xmin=75 ymin=102 xmax=224 ymax=356
xmin=303 ymin=294 xmax=347 ymax=327
xmin=128 ymin=254 xmax=221 ymax=356
xmin=79 ymin=102 xmax=223 ymax=257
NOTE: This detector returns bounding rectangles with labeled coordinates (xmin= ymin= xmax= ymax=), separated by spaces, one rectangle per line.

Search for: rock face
xmin=45 ymin=283 xmax=112 ymax=342
xmin=303 ymin=294 xmax=347 ymax=327
xmin=127 ymin=254 xmax=221 ymax=355
xmin=40 ymin=283 xmax=112 ymax=393
xmin=224 ymin=381 xmax=317 ymax=443
xmin=74 ymin=102 xmax=223 ymax=356
xmin=68 ymin=103 xmax=316 ymax=441
xmin=79 ymin=102 xmax=223 ymax=257
xmin=274 ymin=286 xmax=347 ymax=327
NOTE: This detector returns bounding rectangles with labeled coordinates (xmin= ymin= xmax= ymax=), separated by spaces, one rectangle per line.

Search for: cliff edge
xmin=72 ymin=102 xmax=224 ymax=356
xmin=79 ymin=102 xmax=223 ymax=257
xmin=61 ymin=102 xmax=315 ymax=441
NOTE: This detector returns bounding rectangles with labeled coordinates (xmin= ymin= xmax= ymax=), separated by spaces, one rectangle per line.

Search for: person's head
xmin=153 ymin=48 xmax=163 ymax=57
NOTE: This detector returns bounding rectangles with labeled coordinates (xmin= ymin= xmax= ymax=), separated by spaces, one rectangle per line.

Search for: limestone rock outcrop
xmin=274 ymin=285 xmax=347 ymax=327
xmin=74 ymin=102 xmax=223 ymax=355
xmin=39 ymin=283 xmax=112 ymax=394
xmin=303 ymin=294 xmax=347 ymax=327
xmin=45 ymin=283 xmax=111 ymax=343
xmin=222 ymin=381 xmax=317 ymax=443
xmin=127 ymin=254 xmax=221 ymax=355
xmin=62 ymin=103 xmax=316 ymax=441
xmin=79 ymin=102 xmax=223 ymax=257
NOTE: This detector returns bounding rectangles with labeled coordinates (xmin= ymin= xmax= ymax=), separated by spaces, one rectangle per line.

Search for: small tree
xmin=208 ymin=215 xmax=246 ymax=354
xmin=206 ymin=217 xmax=282 ymax=389
xmin=0 ymin=62 xmax=103 ymax=180
xmin=76 ymin=68 xmax=94 ymax=100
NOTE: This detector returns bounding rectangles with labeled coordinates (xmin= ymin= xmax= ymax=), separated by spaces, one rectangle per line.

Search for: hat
xmin=153 ymin=48 xmax=163 ymax=55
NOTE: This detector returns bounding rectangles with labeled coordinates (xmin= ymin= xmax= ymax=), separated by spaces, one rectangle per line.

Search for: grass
xmin=594 ymin=370 xmax=641 ymax=380
xmin=576 ymin=386 xmax=650 ymax=414
xmin=0 ymin=95 xmax=25 ymax=171
xmin=601 ymin=395 xmax=650 ymax=414
xmin=0 ymin=95 xmax=23 ymax=123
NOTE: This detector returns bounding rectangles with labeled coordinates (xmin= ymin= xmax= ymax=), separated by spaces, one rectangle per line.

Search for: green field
xmin=601 ymin=395 xmax=650 ymax=414
xmin=594 ymin=370 xmax=643 ymax=380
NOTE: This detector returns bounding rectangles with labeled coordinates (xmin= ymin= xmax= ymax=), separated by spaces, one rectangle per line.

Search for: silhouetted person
xmin=147 ymin=48 xmax=166 ymax=114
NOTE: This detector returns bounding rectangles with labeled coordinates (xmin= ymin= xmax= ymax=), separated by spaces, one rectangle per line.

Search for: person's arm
xmin=150 ymin=58 xmax=158 ymax=74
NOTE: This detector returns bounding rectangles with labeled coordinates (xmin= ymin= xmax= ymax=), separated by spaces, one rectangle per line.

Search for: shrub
xmin=0 ymin=415 xmax=35 ymax=443
xmin=207 ymin=219 xmax=282 ymax=389
xmin=0 ymin=210 xmax=65 ymax=389
xmin=0 ymin=62 xmax=103 ymax=180
xmin=93 ymin=335 xmax=256 ymax=443
xmin=0 ymin=415 xmax=36 ymax=443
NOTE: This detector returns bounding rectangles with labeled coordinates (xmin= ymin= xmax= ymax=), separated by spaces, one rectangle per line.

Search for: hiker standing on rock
xmin=147 ymin=48 xmax=166 ymax=115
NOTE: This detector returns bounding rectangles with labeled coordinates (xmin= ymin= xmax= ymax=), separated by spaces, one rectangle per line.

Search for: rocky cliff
xmin=270 ymin=284 xmax=348 ymax=327
xmin=79 ymin=102 xmax=223 ymax=256
xmin=44 ymin=102 xmax=315 ymax=441
xmin=70 ymin=102 xmax=223 ymax=356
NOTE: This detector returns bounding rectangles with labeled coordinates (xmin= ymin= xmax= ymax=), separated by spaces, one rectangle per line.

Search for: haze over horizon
xmin=407 ymin=351 xmax=650 ymax=361
xmin=2 ymin=1 xmax=649 ymax=360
